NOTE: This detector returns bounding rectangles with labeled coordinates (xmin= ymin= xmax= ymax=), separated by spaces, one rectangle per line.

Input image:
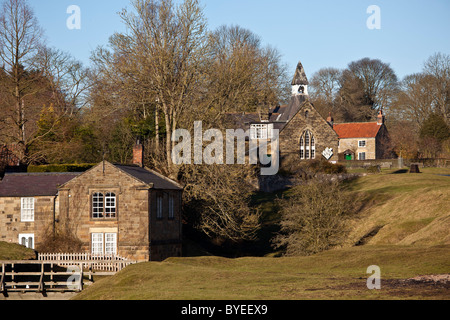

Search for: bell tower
xmin=291 ymin=61 xmax=309 ymax=96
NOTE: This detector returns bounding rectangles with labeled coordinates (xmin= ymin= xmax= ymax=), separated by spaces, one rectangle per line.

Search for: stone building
xmin=0 ymin=173 xmax=79 ymax=251
xmin=226 ymin=61 xmax=391 ymax=165
xmin=0 ymin=144 xmax=183 ymax=262
xmin=333 ymin=110 xmax=391 ymax=160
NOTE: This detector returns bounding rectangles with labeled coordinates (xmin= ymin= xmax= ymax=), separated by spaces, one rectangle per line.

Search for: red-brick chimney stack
xmin=133 ymin=141 xmax=144 ymax=167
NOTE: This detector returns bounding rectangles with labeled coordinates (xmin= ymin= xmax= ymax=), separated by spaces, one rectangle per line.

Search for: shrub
xmin=366 ymin=165 xmax=381 ymax=174
xmin=272 ymin=179 xmax=350 ymax=256
xmin=37 ymin=231 xmax=83 ymax=253
xmin=28 ymin=163 xmax=95 ymax=173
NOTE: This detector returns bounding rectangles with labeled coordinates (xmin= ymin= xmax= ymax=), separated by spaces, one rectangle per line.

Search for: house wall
xmin=0 ymin=196 xmax=56 ymax=249
xmin=376 ymin=125 xmax=392 ymax=159
xmin=338 ymin=137 xmax=376 ymax=160
xmin=149 ymin=189 xmax=183 ymax=261
xmin=279 ymin=101 xmax=339 ymax=162
xmin=58 ymin=162 xmax=151 ymax=261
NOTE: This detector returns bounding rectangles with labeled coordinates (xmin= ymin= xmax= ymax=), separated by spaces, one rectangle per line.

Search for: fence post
xmin=79 ymin=262 xmax=83 ymax=291
xmin=1 ymin=263 xmax=5 ymax=293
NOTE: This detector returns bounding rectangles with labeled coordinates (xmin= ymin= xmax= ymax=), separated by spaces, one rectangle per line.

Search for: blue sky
xmin=29 ymin=0 xmax=450 ymax=80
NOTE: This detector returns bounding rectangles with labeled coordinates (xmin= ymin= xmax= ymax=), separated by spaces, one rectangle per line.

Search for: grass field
xmin=73 ymin=167 xmax=450 ymax=300
xmin=342 ymin=167 xmax=450 ymax=247
xmin=73 ymin=245 xmax=449 ymax=300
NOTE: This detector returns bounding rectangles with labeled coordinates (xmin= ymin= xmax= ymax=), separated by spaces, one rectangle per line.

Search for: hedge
xmin=27 ymin=163 xmax=96 ymax=173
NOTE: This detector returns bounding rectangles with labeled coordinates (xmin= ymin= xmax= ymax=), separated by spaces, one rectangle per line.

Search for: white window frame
xmin=92 ymin=192 xmax=116 ymax=219
xmin=358 ymin=140 xmax=366 ymax=147
xmin=105 ymin=233 xmax=117 ymax=255
xmin=250 ymin=124 xmax=268 ymax=140
xmin=91 ymin=233 xmax=117 ymax=255
xmin=157 ymin=195 xmax=163 ymax=219
xmin=300 ymin=130 xmax=316 ymax=160
xmin=105 ymin=193 xmax=116 ymax=218
xmin=21 ymin=197 xmax=35 ymax=222
xmin=91 ymin=233 xmax=104 ymax=255
xmin=92 ymin=192 xmax=104 ymax=219
xmin=358 ymin=152 xmax=366 ymax=160
xmin=19 ymin=233 xmax=34 ymax=249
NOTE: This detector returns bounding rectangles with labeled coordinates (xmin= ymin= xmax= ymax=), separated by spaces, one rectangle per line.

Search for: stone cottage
xmin=0 ymin=144 xmax=183 ymax=262
xmin=333 ymin=110 xmax=391 ymax=160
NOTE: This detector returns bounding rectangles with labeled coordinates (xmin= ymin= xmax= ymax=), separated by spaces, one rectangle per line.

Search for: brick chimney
xmin=327 ymin=112 xmax=334 ymax=127
xmin=133 ymin=141 xmax=144 ymax=167
xmin=377 ymin=109 xmax=385 ymax=125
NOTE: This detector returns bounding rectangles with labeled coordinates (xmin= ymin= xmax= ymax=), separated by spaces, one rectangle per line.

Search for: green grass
xmin=73 ymin=245 xmax=449 ymax=300
xmin=343 ymin=167 xmax=450 ymax=246
xmin=0 ymin=241 xmax=36 ymax=260
xmin=73 ymin=166 xmax=450 ymax=300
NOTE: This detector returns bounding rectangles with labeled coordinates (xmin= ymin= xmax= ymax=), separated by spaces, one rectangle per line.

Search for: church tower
xmin=291 ymin=61 xmax=309 ymax=96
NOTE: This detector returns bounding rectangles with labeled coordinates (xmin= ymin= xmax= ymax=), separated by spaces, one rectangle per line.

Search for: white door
xmin=19 ymin=234 xmax=35 ymax=249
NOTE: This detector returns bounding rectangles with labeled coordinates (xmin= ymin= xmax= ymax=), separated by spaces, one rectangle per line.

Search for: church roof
xmin=333 ymin=122 xmax=382 ymax=139
xmin=291 ymin=61 xmax=309 ymax=86
xmin=276 ymin=94 xmax=308 ymax=122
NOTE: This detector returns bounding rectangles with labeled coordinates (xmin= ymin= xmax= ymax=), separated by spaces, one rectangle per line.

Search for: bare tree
xmin=117 ymin=0 xmax=208 ymax=172
xmin=390 ymin=73 xmax=436 ymax=129
xmin=272 ymin=178 xmax=350 ymax=256
xmin=181 ymin=163 xmax=261 ymax=243
xmin=423 ymin=52 xmax=450 ymax=125
xmin=0 ymin=0 xmax=43 ymax=162
xmin=347 ymin=57 xmax=398 ymax=114
xmin=203 ymin=25 xmax=289 ymax=125
xmin=309 ymin=67 xmax=341 ymax=104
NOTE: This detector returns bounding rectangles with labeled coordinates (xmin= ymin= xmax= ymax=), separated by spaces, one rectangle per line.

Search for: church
xmin=227 ymin=61 xmax=391 ymax=165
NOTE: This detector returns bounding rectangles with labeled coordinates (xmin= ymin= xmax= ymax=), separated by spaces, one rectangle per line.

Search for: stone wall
xmin=279 ymin=101 xmax=339 ymax=162
xmin=59 ymin=162 xmax=151 ymax=261
xmin=338 ymin=137 xmax=376 ymax=160
xmin=149 ymin=189 xmax=183 ymax=261
xmin=57 ymin=162 xmax=182 ymax=262
xmin=0 ymin=196 xmax=55 ymax=248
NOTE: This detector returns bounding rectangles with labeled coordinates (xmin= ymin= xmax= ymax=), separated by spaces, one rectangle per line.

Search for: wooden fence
xmin=1 ymin=254 xmax=136 ymax=295
xmin=37 ymin=253 xmax=135 ymax=272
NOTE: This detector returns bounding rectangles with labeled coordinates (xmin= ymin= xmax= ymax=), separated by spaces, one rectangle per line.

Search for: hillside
xmin=0 ymin=241 xmax=36 ymax=260
xmin=343 ymin=167 xmax=450 ymax=247
xmin=73 ymin=167 xmax=450 ymax=300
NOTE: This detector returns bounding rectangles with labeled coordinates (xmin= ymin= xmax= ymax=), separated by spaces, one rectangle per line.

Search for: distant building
xmin=226 ymin=61 xmax=391 ymax=163
xmin=333 ymin=110 xmax=390 ymax=160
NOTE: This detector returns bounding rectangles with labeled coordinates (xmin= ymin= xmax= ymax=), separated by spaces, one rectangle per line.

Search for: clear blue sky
xmin=29 ymin=0 xmax=450 ymax=80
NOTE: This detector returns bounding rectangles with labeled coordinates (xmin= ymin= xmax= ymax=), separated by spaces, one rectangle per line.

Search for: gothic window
xmin=300 ymin=130 xmax=316 ymax=160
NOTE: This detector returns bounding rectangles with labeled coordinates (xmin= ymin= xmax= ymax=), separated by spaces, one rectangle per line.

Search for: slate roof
xmin=114 ymin=164 xmax=183 ymax=190
xmin=0 ymin=172 xmax=80 ymax=197
xmin=291 ymin=61 xmax=309 ymax=86
xmin=276 ymin=94 xmax=307 ymax=122
xmin=223 ymin=112 xmax=261 ymax=131
xmin=333 ymin=122 xmax=382 ymax=139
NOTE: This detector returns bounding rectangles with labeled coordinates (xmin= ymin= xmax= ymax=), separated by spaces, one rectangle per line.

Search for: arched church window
xmin=300 ymin=130 xmax=316 ymax=160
